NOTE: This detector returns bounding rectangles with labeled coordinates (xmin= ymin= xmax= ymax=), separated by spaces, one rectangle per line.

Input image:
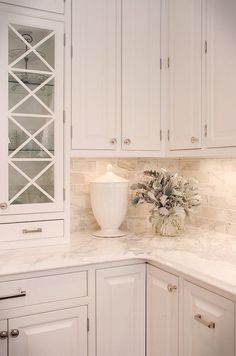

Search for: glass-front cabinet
xmin=0 ymin=12 xmax=64 ymax=216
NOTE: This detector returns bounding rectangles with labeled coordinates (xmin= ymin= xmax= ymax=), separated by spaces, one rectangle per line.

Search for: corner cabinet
xmin=71 ymin=0 xmax=162 ymax=155
xmin=0 ymin=4 xmax=68 ymax=248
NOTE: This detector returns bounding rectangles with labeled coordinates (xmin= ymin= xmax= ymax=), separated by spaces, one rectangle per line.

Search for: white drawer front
xmin=0 ymin=220 xmax=64 ymax=242
xmin=0 ymin=271 xmax=88 ymax=310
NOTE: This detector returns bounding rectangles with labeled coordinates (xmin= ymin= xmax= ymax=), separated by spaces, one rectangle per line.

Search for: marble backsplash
xmin=71 ymin=158 xmax=236 ymax=236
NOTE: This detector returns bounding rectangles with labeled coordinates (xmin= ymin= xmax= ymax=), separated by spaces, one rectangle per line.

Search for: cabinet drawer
xmin=0 ymin=271 xmax=88 ymax=310
xmin=0 ymin=220 xmax=64 ymax=242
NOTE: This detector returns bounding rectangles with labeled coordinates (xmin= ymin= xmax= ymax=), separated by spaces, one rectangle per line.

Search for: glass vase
xmin=150 ymin=212 xmax=185 ymax=237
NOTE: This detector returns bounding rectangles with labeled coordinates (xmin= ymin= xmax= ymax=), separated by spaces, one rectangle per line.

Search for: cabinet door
xmin=96 ymin=264 xmax=145 ymax=356
xmin=0 ymin=1 xmax=64 ymax=14
xmin=147 ymin=265 xmax=179 ymax=356
xmin=8 ymin=306 xmax=88 ymax=356
xmin=71 ymin=0 xmax=119 ymax=150
xmin=122 ymin=0 xmax=161 ymax=151
xmin=206 ymin=0 xmax=236 ymax=148
xmin=168 ymin=0 xmax=202 ymax=150
xmin=0 ymin=320 xmax=7 ymax=356
xmin=184 ymin=281 xmax=234 ymax=356
xmin=0 ymin=12 xmax=64 ymax=215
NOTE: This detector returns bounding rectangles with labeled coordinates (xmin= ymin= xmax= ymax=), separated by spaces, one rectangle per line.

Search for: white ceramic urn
xmin=90 ymin=164 xmax=129 ymax=237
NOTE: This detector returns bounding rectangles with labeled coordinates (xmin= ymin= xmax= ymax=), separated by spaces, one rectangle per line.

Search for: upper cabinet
xmin=167 ymin=0 xmax=202 ymax=151
xmin=0 ymin=0 xmax=64 ymax=14
xmin=122 ymin=0 xmax=161 ymax=151
xmin=205 ymin=0 xmax=236 ymax=148
xmin=71 ymin=0 xmax=162 ymax=155
xmin=71 ymin=0 xmax=119 ymax=150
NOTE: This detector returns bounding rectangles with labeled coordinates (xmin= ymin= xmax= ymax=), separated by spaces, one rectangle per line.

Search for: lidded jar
xmin=90 ymin=164 xmax=129 ymax=237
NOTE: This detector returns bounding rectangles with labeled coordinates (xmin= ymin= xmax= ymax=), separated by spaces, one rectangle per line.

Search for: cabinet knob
xmin=0 ymin=202 xmax=7 ymax=210
xmin=110 ymin=138 xmax=117 ymax=144
xmin=167 ymin=284 xmax=177 ymax=293
xmin=0 ymin=331 xmax=8 ymax=339
xmin=191 ymin=136 xmax=199 ymax=144
xmin=10 ymin=329 xmax=20 ymax=338
xmin=124 ymin=138 xmax=131 ymax=145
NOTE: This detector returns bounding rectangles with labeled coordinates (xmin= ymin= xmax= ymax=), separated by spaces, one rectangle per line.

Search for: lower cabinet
xmin=1 ymin=307 xmax=88 ymax=356
xmin=184 ymin=281 xmax=235 ymax=356
xmin=147 ymin=265 xmax=179 ymax=356
xmin=96 ymin=264 xmax=146 ymax=356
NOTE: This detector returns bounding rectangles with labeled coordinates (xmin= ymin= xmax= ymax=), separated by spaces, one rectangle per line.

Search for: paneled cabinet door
xmin=122 ymin=0 xmax=161 ymax=151
xmin=0 ymin=1 xmax=64 ymax=13
xmin=8 ymin=306 xmax=88 ymax=356
xmin=147 ymin=265 xmax=179 ymax=356
xmin=71 ymin=0 xmax=119 ymax=150
xmin=0 ymin=12 xmax=64 ymax=215
xmin=0 ymin=320 xmax=7 ymax=356
xmin=168 ymin=0 xmax=202 ymax=150
xmin=96 ymin=264 xmax=145 ymax=356
xmin=184 ymin=281 xmax=234 ymax=356
xmin=205 ymin=0 xmax=236 ymax=148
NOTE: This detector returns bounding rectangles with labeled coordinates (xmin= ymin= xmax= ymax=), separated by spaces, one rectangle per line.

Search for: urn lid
xmin=91 ymin=164 xmax=129 ymax=184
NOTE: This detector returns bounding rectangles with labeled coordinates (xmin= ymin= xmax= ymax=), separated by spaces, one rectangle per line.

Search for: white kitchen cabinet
xmin=71 ymin=0 xmax=119 ymax=150
xmin=147 ymin=265 xmax=179 ymax=356
xmin=0 ymin=320 xmax=8 ymax=356
xmin=96 ymin=264 xmax=146 ymax=356
xmin=0 ymin=0 xmax=64 ymax=13
xmin=205 ymin=0 xmax=236 ymax=148
xmin=8 ymin=307 xmax=87 ymax=356
xmin=122 ymin=0 xmax=161 ymax=151
xmin=167 ymin=0 xmax=202 ymax=151
xmin=0 ymin=4 xmax=67 ymax=247
xmin=184 ymin=281 xmax=234 ymax=356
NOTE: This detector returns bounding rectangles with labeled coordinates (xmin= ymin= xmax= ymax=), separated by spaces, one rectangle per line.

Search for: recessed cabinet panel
xmin=0 ymin=13 xmax=64 ymax=215
xmin=168 ymin=0 xmax=202 ymax=150
xmin=184 ymin=281 xmax=234 ymax=356
xmin=0 ymin=320 xmax=7 ymax=356
xmin=96 ymin=264 xmax=146 ymax=356
xmin=8 ymin=307 xmax=88 ymax=356
xmin=147 ymin=265 xmax=179 ymax=356
xmin=122 ymin=0 xmax=161 ymax=151
xmin=206 ymin=0 xmax=236 ymax=148
xmin=72 ymin=0 xmax=118 ymax=150
xmin=1 ymin=1 xmax=64 ymax=14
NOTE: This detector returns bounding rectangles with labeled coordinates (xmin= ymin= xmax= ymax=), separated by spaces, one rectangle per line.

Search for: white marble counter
xmin=0 ymin=228 xmax=236 ymax=296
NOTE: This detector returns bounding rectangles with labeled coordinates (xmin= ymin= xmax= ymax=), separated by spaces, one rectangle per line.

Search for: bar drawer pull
xmin=194 ymin=314 xmax=215 ymax=329
xmin=0 ymin=290 xmax=26 ymax=300
xmin=22 ymin=228 xmax=42 ymax=234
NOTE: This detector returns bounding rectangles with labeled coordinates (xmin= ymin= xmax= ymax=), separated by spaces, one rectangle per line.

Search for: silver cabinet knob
xmin=167 ymin=284 xmax=177 ymax=293
xmin=191 ymin=137 xmax=199 ymax=143
xmin=0 ymin=331 xmax=8 ymax=339
xmin=110 ymin=138 xmax=117 ymax=144
xmin=0 ymin=202 xmax=7 ymax=210
xmin=10 ymin=329 xmax=19 ymax=338
xmin=124 ymin=138 xmax=131 ymax=145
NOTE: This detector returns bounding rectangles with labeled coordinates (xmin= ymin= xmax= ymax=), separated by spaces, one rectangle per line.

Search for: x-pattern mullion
xmin=8 ymin=160 xmax=55 ymax=204
xmin=8 ymin=24 xmax=55 ymax=73
xmin=9 ymin=70 xmax=55 ymax=115
xmin=8 ymin=114 xmax=55 ymax=159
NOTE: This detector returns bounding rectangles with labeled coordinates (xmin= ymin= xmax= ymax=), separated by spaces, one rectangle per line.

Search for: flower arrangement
xmin=131 ymin=169 xmax=201 ymax=236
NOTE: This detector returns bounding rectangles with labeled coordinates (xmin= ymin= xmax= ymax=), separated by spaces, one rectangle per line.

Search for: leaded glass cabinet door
xmin=0 ymin=12 xmax=64 ymax=215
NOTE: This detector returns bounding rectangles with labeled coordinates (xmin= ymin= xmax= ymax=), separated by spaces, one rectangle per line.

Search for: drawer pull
xmin=22 ymin=228 xmax=42 ymax=234
xmin=167 ymin=284 xmax=177 ymax=293
xmin=0 ymin=290 xmax=26 ymax=300
xmin=194 ymin=314 xmax=215 ymax=329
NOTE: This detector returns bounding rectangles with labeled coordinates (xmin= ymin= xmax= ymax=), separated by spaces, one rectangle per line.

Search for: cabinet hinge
xmin=204 ymin=124 xmax=208 ymax=137
xmin=64 ymin=33 xmax=66 ymax=46
xmin=70 ymin=125 xmax=73 ymax=139
xmin=87 ymin=318 xmax=90 ymax=332
xmin=71 ymin=45 xmax=73 ymax=58
xmin=167 ymin=57 xmax=170 ymax=68
xmin=63 ymin=188 xmax=66 ymax=200
xmin=160 ymin=58 xmax=162 ymax=70
xmin=63 ymin=110 xmax=66 ymax=123
xmin=167 ymin=129 xmax=170 ymax=141
xmin=204 ymin=40 xmax=208 ymax=54
xmin=160 ymin=129 xmax=162 ymax=141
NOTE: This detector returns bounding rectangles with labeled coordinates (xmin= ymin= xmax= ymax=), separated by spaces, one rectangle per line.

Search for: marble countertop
xmin=1 ymin=228 xmax=236 ymax=296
